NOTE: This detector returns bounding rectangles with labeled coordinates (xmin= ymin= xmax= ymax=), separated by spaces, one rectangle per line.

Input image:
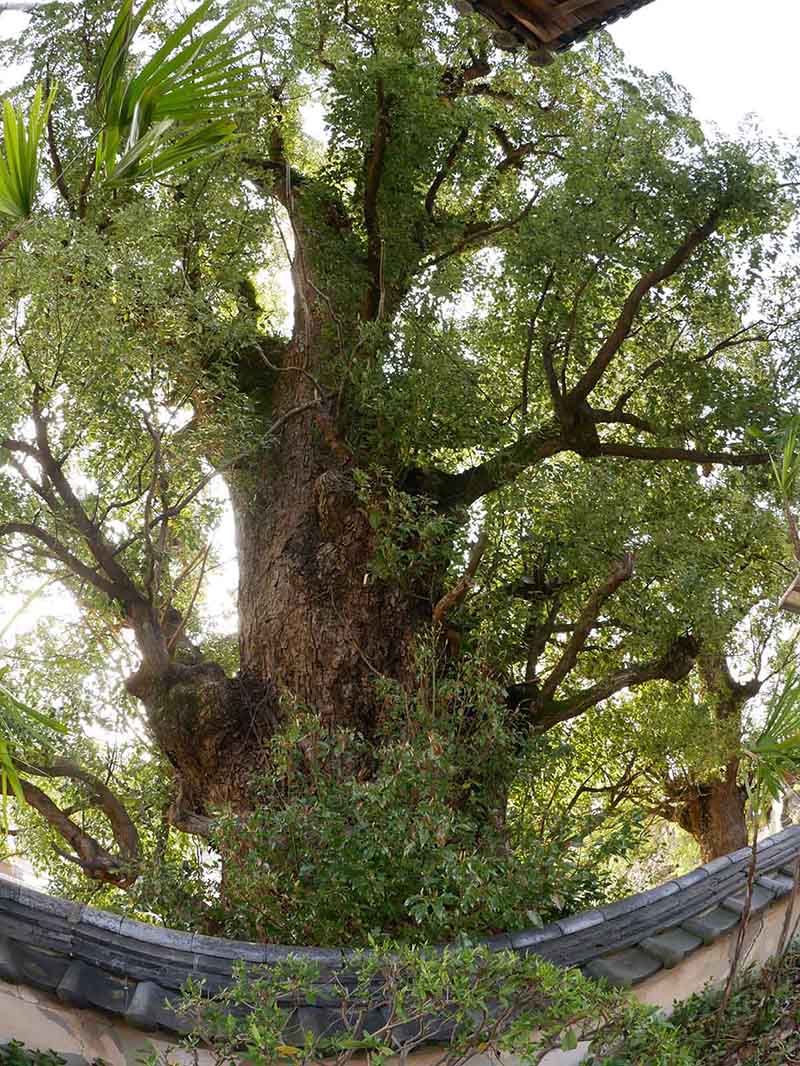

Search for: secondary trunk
xmin=671 ymin=761 xmax=748 ymax=862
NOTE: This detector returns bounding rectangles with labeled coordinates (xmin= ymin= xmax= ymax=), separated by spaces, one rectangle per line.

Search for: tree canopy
xmin=0 ymin=0 xmax=799 ymax=943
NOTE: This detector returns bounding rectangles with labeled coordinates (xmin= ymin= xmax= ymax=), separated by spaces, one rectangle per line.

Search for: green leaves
xmin=769 ymin=417 xmax=800 ymax=505
xmin=0 ymin=83 xmax=56 ymax=222
xmin=0 ymin=668 xmax=65 ymax=834
xmin=94 ymin=0 xmax=248 ymax=186
xmin=745 ymin=669 xmax=800 ymax=817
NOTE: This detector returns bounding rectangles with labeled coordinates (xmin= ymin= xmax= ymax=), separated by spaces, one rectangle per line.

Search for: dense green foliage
xmin=212 ymin=649 xmax=646 ymax=943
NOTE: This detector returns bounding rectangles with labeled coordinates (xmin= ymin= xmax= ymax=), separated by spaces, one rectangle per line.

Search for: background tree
xmin=0 ymin=0 xmax=799 ymax=938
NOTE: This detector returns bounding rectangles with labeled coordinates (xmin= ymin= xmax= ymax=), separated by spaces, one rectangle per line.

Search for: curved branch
xmin=403 ymin=418 xmax=564 ymax=509
xmin=568 ymin=207 xmax=723 ymax=406
xmin=0 ymin=521 xmax=120 ymax=600
xmin=17 ymin=759 xmax=140 ymax=888
xmin=412 ymin=427 xmax=769 ymax=512
xmin=425 ymin=127 xmax=469 ymax=217
xmin=597 ymin=442 xmax=768 ymax=467
xmin=539 ymin=554 xmax=635 ymax=701
xmin=509 ymin=634 xmax=700 ymax=732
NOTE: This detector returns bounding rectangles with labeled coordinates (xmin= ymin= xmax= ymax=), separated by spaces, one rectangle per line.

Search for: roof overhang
xmin=455 ymin=0 xmax=657 ymax=63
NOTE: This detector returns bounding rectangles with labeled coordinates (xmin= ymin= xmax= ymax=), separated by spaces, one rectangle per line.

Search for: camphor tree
xmin=1 ymin=0 xmax=800 ymax=936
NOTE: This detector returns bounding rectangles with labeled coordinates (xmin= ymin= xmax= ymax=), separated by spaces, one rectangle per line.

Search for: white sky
xmin=610 ymin=0 xmax=800 ymax=138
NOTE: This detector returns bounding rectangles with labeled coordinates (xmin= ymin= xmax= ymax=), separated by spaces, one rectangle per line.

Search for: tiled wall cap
xmin=78 ymin=907 xmax=124 ymax=934
xmin=672 ymin=867 xmax=710 ymax=889
xmin=599 ymin=880 xmax=680 ymax=921
xmin=723 ymin=884 xmax=775 ymax=916
xmin=727 ymin=846 xmax=757 ymax=865
xmin=701 ymin=855 xmax=735 ymax=876
xmin=556 ymin=909 xmax=605 ymax=936
xmin=0 ymin=826 xmax=798 ymax=1039
xmin=682 ymin=906 xmax=741 ymax=945
xmin=583 ymin=947 xmax=662 ymax=988
xmin=119 ymin=917 xmax=195 ymax=951
xmin=190 ymin=932 xmax=267 ymax=962
xmin=639 ymin=928 xmax=702 ymax=969
xmin=509 ymin=924 xmax=563 ymax=951
xmin=757 ymin=873 xmax=794 ymax=897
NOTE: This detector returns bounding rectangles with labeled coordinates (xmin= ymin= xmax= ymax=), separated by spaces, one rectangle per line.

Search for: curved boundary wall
xmin=1 ymin=826 xmax=799 ymax=1066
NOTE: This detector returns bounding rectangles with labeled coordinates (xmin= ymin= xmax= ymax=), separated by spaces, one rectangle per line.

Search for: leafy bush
xmin=0 ymin=1044 xmax=65 ymax=1066
xmin=147 ymin=944 xmax=688 ymax=1066
xmin=213 ymin=650 xmax=646 ymax=945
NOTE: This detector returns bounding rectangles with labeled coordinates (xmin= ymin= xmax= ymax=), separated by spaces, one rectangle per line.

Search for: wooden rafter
xmin=455 ymin=0 xmax=657 ymax=61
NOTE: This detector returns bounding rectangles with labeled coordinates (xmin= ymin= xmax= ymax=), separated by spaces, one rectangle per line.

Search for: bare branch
xmin=432 ymin=526 xmax=488 ymax=628
xmin=44 ymin=74 xmax=74 ymax=213
xmin=29 ymin=394 xmax=143 ymax=605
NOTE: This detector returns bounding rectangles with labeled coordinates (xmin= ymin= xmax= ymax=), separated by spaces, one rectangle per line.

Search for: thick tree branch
xmin=403 ymin=417 xmax=564 ymax=509
xmin=30 ymin=394 xmax=143 ymax=605
xmin=0 ymin=521 xmax=120 ymax=599
xmin=17 ymin=759 xmax=140 ymax=888
xmin=509 ymin=634 xmax=700 ymax=731
xmin=596 ymin=442 xmax=769 ymax=467
xmin=591 ymin=407 xmax=657 ymax=436
xmin=568 ymin=207 xmax=723 ymax=405
xmin=539 ymin=554 xmax=635 ymax=701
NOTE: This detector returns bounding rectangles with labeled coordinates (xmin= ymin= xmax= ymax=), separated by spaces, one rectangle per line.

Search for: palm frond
xmin=95 ymin=0 xmax=246 ymax=187
xmin=0 ymin=83 xmax=56 ymax=221
xmin=745 ymin=669 xmax=800 ymax=816
xmin=770 ymin=417 xmax=800 ymax=504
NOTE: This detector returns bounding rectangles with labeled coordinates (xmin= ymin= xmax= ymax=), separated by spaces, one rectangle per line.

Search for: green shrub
xmin=212 ymin=651 xmax=645 ymax=945
xmin=148 ymin=944 xmax=687 ymax=1066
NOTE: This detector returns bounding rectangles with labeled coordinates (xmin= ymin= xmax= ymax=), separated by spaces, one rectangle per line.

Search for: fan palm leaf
xmin=95 ymin=0 xmax=248 ymax=186
xmin=0 ymin=83 xmax=56 ymax=221
xmin=744 ymin=669 xmax=800 ymax=816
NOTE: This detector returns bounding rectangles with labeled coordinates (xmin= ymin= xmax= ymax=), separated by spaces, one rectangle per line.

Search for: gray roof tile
xmin=681 ymin=906 xmax=741 ymax=945
xmin=639 ymin=928 xmax=702 ymax=968
xmin=583 ymin=947 xmax=662 ymax=987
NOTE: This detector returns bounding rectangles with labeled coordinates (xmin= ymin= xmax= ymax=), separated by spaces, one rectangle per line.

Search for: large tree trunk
xmin=232 ymin=409 xmax=421 ymax=734
xmin=672 ymin=761 xmax=748 ymax=862
xmin=129 ymin=328 xmax=431 ymax=820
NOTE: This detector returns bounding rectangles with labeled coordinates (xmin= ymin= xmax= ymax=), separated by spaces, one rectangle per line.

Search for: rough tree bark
xmin=663 ymin=653 xmax=759 ymax=861
xmin=672 ymin=760 xmax=748 ymax=862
